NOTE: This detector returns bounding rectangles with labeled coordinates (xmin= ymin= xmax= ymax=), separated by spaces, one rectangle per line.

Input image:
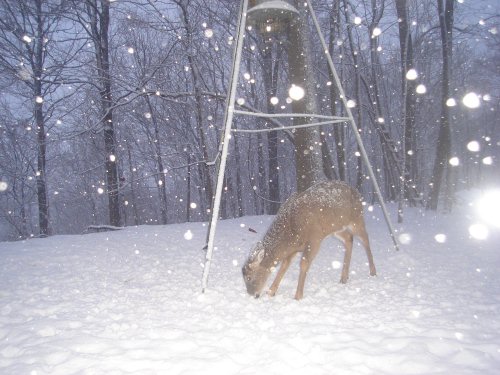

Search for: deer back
xmin=258 ymin=181 xmax=363 ymax=264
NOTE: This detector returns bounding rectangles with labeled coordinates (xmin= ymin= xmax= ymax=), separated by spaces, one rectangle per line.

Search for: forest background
xmin=0 ymin=0 xmax=498 ymax=241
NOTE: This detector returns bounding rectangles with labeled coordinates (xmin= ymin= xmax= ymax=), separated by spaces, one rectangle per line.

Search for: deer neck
xmin=259 ymin=216 xmax=293 ymax=269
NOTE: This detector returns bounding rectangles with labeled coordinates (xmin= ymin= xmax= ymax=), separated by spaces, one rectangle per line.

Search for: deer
xmin=242 ymin=180 xmax=376 ymax=300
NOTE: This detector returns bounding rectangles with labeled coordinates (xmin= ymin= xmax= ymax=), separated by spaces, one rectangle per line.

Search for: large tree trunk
xmin=328 ymin=1 xmax=346 ymax=181
xmin=288 ymin=3 xmax=325 ymax=193
xmin=342 ymin=0 xmax=364 ymax=192
xmin=428 ymin=0 xmax=454 ymax=211
xmin=126 ymin=144 xmax=140 ymax=226
xmin=87 ymin=0 xmax=121 ymax=226
xmin=145 ymin=96 xmax=168 ymax=225
xmin=395 ymin=0 xmax=419 ymax=210
xmin=261 ymin=41 xmax=281 ymax=213
xmin=233 ymin=135 xmax=244 ymax=217
xmin=367 ymin=0 xmax=399 ymax=201
xmin=178 ymin=3 xmax=213 ymax=220
xmin=33 ymin=0 xmax=50 ymax=236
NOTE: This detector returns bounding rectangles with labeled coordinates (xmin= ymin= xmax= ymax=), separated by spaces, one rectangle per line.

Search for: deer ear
xmin=249 ymin=244 xmax=265 ymax=268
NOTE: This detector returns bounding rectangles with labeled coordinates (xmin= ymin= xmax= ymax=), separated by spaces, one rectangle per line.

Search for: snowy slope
xmin=1 ymin=201 xmax=500 ymax=374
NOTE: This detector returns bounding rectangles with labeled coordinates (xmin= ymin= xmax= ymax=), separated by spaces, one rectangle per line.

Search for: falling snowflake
xmin=416 ymin=84 xmax=426 ymax=94
xmin=288 ymin=85 xmax=305 ymax=101
xmin=405 ymin=69 xmax=418 ymax=80
xmin=270 ymin=97 xmax=279 ymax=105
xmin=184 ymin=230 xmax=193 ymax=240
xmin=468 ymin=224 xmax=488 ymax=240
xmin=449 ymin=157 xmax=460 ymax=166
xmin=446 ymin=98 xmax=457 ymax=107
xmin=204 ymin=29 xmax=214 ymax=38
xmin=0 ymin=181 xmax=8 ymax=192
xmin=35 ymin=96 xmax=43 ymax=104
xmin=398 ymin=233 xmax=412 ymax=245
xmin=462 ymin=92 xmax=480 ymax=109
xmin=346 ymin=99 xmax=356 ymax=108
xmin=434 ymin=233 xmax=447 ymax=243
xmin=482 ymin=156 xmax=493 ymax=165
xmin=127 ymin=47 xmax=134 ymax=54
xmin=331 ymin=260 xmax=341 ymax=269
xmin=467 ymin=141 xmax=480 ymax=152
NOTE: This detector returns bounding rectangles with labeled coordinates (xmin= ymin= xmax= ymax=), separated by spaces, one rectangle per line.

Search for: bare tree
xmin=328 ymin=1 xmax=347 ymax=181
xmin=74 ymin=0 xmax=121 ymax=226
xmin=0 ymin=0 xmax=81 ymax=235
xmin=428 ymin=0 xmax=454 ymax=211
xmin=395 ymin=0 xmax=419 ymax=211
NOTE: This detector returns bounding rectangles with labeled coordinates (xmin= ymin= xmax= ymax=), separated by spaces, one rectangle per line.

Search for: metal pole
xmin=201 ymin=0 xmax=249 ymax=292
xmin=306 ymin=0 xmax=400 ymax=251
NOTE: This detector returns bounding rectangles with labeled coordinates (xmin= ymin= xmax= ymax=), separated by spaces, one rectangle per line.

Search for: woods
xmin=0 ymin=0 xmax=498 ymax=240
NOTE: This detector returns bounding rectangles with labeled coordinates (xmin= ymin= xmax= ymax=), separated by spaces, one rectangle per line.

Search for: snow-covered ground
xmin=1 ymin=195 xmax=500 ymax=374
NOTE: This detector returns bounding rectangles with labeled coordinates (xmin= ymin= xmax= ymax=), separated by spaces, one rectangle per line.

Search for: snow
xmin=1 ymin=198 xmax=500 ymax=374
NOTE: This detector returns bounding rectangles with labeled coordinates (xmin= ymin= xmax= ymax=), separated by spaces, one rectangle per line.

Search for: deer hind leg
xmin=268 ymin=254 xmax=296 ymax=297
xmin=352 ymin=219 xmax=376 ymax=277
xmin=295 ymin=241 xmax=321 ymax=300
xmin=335 ymin=230 xmax=354 ymax=284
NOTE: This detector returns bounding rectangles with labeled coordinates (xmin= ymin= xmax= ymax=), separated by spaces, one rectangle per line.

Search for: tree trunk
xmin=145 ymin=96 xmax=168 ymax=225
xmin=233 ymin=135 xmax=244 ymax=217
xmin=126 ymin=144 xmax=140 ymax=226
xmin=428 ymin=0 xmax=454 ymax=211
xmin=342 ymin=0 xmax=364 ymax=192
xmin=288 ymin=3 xmax=325 ymax=193
xmin=34 ymin=0 xmax=50 ymax=236
xmin=256 ymin=133 xmax=267 ymax=214
xmin=87 ymin=0 xmax=121 ymax=226
xmin=179 ymin=3 xmax=213 ymax=219
xmin=395 ymin=0 xmax=419 ymax=210
xmin=261 ymin=41 xmax=281 ymax=213
xmin=328 ymin=1 xmax=346 ymax=181
xmin=186 ymin=152 xmax=192 ymax=222
xmin=367 ymin=0 xmax=400 ymax=201
xmin=246 ymin=55 xmax=267 ymax=214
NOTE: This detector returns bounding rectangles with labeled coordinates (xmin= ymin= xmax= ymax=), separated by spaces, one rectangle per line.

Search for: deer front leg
xmin=295 ymin=241 xmax=321 ymax=300
xmin=268 ymin=254 xmax=295 ymax=297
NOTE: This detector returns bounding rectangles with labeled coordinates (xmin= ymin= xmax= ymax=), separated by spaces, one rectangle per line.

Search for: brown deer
xmin=242 ymin=180 xmax=376 ymax=300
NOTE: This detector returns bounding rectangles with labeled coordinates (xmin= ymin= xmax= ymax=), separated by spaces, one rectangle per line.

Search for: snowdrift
xmin=1 ymin=202 xmax=499 ymax=374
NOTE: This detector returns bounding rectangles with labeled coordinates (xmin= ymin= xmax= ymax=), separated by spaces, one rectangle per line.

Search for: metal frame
xmin=201 ymin=0 xmax=399 ymax=293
